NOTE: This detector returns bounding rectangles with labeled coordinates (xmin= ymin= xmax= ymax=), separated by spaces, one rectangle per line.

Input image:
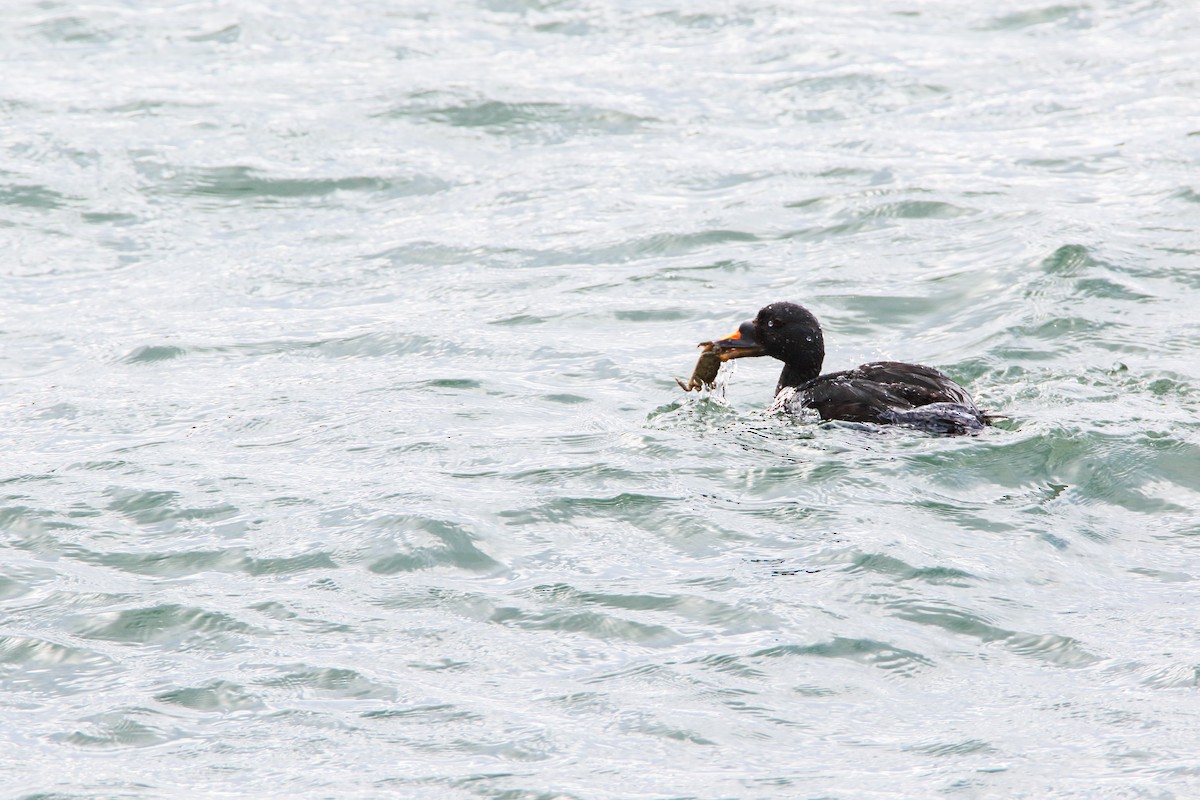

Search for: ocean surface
xmin=3 ymin=1 xmax=1199 ymax=798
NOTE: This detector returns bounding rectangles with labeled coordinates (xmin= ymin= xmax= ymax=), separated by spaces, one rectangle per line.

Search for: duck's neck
xmin=775 ymin=349 xmax=823 ymax=395
xmin=767 ymin=313 xmax=825 ymax=396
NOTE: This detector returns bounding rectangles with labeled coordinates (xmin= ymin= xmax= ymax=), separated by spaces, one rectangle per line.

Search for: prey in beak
xmin=676 ymin=318 xmax=767 ymax=392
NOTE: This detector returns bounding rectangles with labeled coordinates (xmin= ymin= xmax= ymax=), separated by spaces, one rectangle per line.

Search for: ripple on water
xmin=0 ymin=574 xmax=31 ymax=601
xmin=255 ymin=665 xmax=396 ymax=701
xmin=67 ymin=603 xmax=267 ymax=648
xmin=751 ymin=637 xmax=935 ymax=677
xmin=844 ymin=551 xmax=979 ymax=587
xmin=489 ymin=605 xmax=686 ymax=647
xmin=527 ymin=583 xmax=782 ymax=632
xmin=904 ymin=738 xmax=999 ymax=758
xmin=69 ymin=546 xmax=336 ymax=578
xmin=58 ymin=707 xmax=183 ymax=749
xmin=249 ymin=601 xmax=354 ymax=635
xmin=905 ymin=427 xmax=1199 ymax=515
xmin=0 ymin=182 xmax=73 ymax=209
xmin=864 ymin=199 xmax=977 ymax=220
xmin=155 ymin=680 xmax=264 ymax=712
xmin=120 ymin=332 xmax=460 ymax=363
xmin=1126 ymin=663 xmax=1200 ymax=690
xmin=361 ymin=704 xmax=482 ymax=724
xmin=103 ymin=487 xmax=238 ymax=527
xmin=0 ymin=635 xmax=121 ymax=696
xmin=499 ymin=491 xmax=749 ymax=554
xmin=385 ymin=94 xmax=653 ymax=143
xmin=982 ymin=5 xmax=1091 ymax=31
xmin=121 ymin=344 xmax=187 ymax=364
xmin=883 ymin=599 xmax=1101 ymax=668
xmin=374 ymin=586 xmax=495 ymax=619
xmin=146 ymin=165 xmax=451 ymax=207
xmin=365 ymin=516 xmax=503 ymax=575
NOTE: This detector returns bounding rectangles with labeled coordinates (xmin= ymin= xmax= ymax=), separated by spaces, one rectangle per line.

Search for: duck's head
xmin=709 ymin=302 xmax=826 ymax=388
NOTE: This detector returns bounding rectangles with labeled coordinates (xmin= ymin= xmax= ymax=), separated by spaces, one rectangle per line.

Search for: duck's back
xmin=796 ymin=361 xmax=988 ymax=433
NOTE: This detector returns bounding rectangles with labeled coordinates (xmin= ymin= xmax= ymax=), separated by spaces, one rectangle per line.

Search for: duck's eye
xmin=766 ymin=319 xmax=776 ymax=328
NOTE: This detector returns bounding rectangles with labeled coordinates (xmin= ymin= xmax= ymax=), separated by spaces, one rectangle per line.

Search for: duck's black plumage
xmin=710 ymin=301 xmax=992 ymax=435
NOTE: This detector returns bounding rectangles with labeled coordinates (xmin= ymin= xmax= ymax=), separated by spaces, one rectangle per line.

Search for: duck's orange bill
xmin=709 ymin=320 xmax=767 ymax=361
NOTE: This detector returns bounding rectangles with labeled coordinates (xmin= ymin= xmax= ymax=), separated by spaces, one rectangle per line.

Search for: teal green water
xmin=3 ymin=2 xmax=1199 ymax=798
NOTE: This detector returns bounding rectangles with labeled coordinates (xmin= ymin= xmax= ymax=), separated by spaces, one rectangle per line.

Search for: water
xmin=3 ymin=1 xmax=1199 ymax=797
